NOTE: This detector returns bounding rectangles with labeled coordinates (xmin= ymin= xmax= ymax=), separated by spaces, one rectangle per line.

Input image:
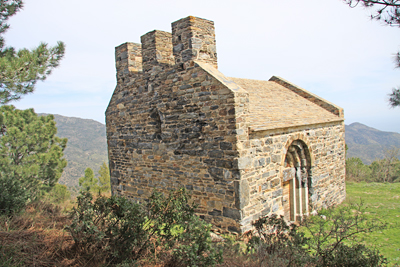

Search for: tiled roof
xmin=230 ymin=77 xmax=343 ymax=131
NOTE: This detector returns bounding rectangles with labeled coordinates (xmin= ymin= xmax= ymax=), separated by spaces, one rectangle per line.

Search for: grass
xmin=0 ymin=201 xmax=75 ymax=266
xmin=345 ymin=182 xmax=400 ymax=266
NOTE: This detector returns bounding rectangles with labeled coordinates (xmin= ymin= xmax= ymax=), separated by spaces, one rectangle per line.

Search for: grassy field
xmin=345 ymin=182 xmax=400 ymax=266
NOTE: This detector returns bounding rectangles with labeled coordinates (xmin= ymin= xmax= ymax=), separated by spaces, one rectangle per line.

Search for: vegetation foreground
xmin=0 ymin=183 xmax=397 ymax=266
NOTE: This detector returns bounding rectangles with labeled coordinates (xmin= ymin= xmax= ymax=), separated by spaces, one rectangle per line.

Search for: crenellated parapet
xmin=114 ymin=16 xmax=218 ymax=81
xmin=115 ymin=42 xmax=142 ymax=83
xmin=141 ymin=30 xmax=174 ymax=74
xmin=172 ymin=16 xmax=218 ymax=69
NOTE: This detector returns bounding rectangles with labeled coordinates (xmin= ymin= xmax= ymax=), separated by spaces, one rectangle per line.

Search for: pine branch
xmin=0 ymin=1 xmax=65 ymax=104
xmin=0 ymin=41 xmax=65 ymax=104
xmin=388 ymin=87 xmax=400 ymax=107
xmin=344 ymin=0 xmax=400 ymax=26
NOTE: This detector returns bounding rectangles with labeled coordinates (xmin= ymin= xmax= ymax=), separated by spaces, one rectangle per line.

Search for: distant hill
xmin=345 ymin=122 xmax=400 ymax=164
xmin=41 ymin=114 xmax=108 ymax=187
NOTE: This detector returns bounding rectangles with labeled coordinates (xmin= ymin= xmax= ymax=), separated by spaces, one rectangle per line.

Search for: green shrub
xmin=345 ymin=149 xmax=400 ymax=183
xmin=246 ymin=202 xmax=388 ymax=267
xmin=172 ymin=216 xmax=223 ymax=266
xmin=0 ymin=176 xmax=30 ymax=215
xmin=67 ymin=191 xmax=148 ymax=264
xmin=320 ymin=243 xmax=388 ymax=267
xmin=144 ymin=188 xmax=222 ymax=266
xmin=302 ymin=202 xmax=388 ymax=267
xmin=146 ymin=188 xmax=195 ymax=247
xmin=67 ymin=188 xmax=221 ymax=266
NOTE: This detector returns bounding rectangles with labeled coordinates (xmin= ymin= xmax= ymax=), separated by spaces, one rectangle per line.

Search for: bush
xmin=67 ymin=191 xmax=147 ymax=264
xmin=370 ymin=157 xmax=400 ymax=183
xmin=302 ymin=202 xmax=388 ymax=266
xmin=246 ymin=202 xmax=388 ymax=267
xmin=320 ymin=243 xmax=388 ymax=267
xmin=67 ymin=188 xmax=222 ymax=266
xmin=245 ymin=214 xmax=310 ymax=266
xmin=0 ymin=176 xmax=30 ymax=215
xmin=172 ymin=216 xmax=223 ymax=266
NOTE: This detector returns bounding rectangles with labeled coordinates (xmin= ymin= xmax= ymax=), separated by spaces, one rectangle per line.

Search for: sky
xmin=5 ymin=0 xmax=400 ymax=133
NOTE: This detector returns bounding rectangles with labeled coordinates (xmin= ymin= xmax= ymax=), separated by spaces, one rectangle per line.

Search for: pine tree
xmin=0 ymin=0 xmax=65 ymax=104
xmin=79 ymin=168 xmax=98 ymax=192
xmin=48 ymin=183 xmax=71 ymax=203
xmin=97 ymin=162 xmax=111 ymax=193
xmin=0 ymin=105 xmax=67 ymax=214
xmin=0 ymin=1 xmax=67 ymax=215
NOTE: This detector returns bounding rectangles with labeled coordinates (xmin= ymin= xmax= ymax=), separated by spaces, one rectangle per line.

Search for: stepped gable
xmin=106 ymin=16 xmax=346 ymax=233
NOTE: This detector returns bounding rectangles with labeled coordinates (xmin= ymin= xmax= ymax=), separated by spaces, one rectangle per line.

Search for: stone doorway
xmin=282 ymin=140 xmax=311 ymax=221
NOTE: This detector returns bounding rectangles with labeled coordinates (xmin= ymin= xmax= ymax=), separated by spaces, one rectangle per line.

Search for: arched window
xmin=282 ymin=140 xmax=311 ymax=221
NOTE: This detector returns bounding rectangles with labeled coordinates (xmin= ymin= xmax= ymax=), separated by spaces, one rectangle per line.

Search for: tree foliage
xmin=346 ymin=148 xmax=400 ymax=182
xmin=0 ymin=1 xmax=67 ymax=215
xmin=79 ymin=164 xmax=110 ymax=194
xmin=78 ymin=167 xmax=98 ymax=192
xmin=388 ymin=87 xmax=400 ymax=107
xmin=0 ymin=0 xmax=65 ymax=104
xmin=370 ymin=148 xmax=400 ymax=182
xmin=47 ymin=183 xmax=71 ymax=203
xmin=0 ymin=105 xmax=67 ymax=214
xmin=302 ymin=202 xmax=388 ymax=266
xmin=344 ymin=0 xmax=400 ymax=107
xmin=345 ymin=0 xmax=400 ymax=26
xmin=0 ymin=173 xmax=29 ymax=214
xmin=97 ymin=162 xmax=110 ymax=193
xmin=346 ymin=157 xmax=372 ymax=181
xmin=246 ymin=202 xmax=388 ymax=266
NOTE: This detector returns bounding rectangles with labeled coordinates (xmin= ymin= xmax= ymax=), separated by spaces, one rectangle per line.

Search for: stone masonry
xmin=106 ymin=16 xmax=346 ymax=233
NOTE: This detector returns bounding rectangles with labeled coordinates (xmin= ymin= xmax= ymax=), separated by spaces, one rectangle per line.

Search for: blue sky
xmin=5 ymin=0 xmax=400 ymax=133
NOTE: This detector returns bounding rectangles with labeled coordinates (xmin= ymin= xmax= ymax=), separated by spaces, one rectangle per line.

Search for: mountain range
xmin=49 ymin=114 xmax=399 ymax=186
xmin=48 ymin=114 xmax=108 ymax=187
xmin=345 ymin=122 xmax=400 ymax=164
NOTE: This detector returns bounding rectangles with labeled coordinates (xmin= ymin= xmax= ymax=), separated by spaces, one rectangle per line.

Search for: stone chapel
xmin=105 ymin=16 xmax=346 ymax=233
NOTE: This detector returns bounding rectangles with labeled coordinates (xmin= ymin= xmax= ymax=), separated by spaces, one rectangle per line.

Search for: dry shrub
xmin=0 ymin=228 xmax=74 ymax=266
xmin=0 ymin=200 xmax=76 ymax=266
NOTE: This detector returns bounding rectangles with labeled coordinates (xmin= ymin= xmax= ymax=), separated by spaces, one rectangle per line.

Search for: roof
xmin=230 ymin=77 xmax=343 ymax=132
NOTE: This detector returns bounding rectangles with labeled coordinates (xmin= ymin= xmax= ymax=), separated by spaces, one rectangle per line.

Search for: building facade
xmin=106 ymin=16 xmax=346 ymax=233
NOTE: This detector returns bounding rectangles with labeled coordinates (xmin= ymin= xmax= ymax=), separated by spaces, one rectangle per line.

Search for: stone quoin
xmin=105 ymin=16 xmax=346 ymax=233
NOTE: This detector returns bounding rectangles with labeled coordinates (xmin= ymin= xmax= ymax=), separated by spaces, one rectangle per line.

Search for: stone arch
xmin=280 ymin=133 xmax=314 ymax=167
xmin=281 ymin=138 xmax=312 ymax=221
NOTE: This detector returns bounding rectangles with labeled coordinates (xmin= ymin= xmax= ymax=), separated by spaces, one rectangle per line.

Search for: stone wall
xmin=106 ymin=16 xmax=250 ymax=232
xmin=237 ymin=122 xmax=346 ymax=232
xmin=106 ymin=15 xmax=346 ymax=234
